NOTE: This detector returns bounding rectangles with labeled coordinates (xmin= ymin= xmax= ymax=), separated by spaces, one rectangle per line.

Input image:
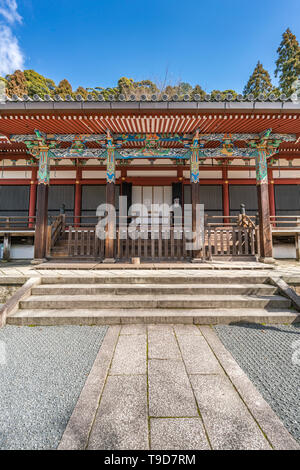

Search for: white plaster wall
xmin=199 ymin=171 xmax=222 ymax=179
xmin=273 ymin=244 xmax=296 ymax=259
xmin=228 ymin=170 xmax=256 ymax=179
xmin=82 ymin=170 xmax=106 ymax=178
xmin=127 ymin=170 xmax=177 ymax=177
xmin=10 ymin=245 xmax=34 ymax=259
xmin=50 ymin=171 xmax=76 ymax=179
xmin=0 ymin=171 xmax=31 ymax=179
xmin=273 ymin=170 xmax=300 ymax=178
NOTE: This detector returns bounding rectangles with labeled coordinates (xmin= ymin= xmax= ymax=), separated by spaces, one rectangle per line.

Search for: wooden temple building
xmin=0 ymin=93 xmax=300 ymax=263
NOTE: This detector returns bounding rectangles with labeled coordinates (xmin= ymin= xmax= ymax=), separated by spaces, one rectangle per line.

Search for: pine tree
xmin=243 ymin=61 xmax=273 ymax=97
xmin=275 ymin=28 xmax=300 ymax=95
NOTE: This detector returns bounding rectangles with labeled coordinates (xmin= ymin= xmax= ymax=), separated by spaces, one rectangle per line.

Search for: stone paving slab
xmin=190 ymin=374 xmax=271 ymax=450
xmin=87 ymin=375 xmax=149 ymax=450
xmin=150 ymin=418 xmax=210 ymax=450
xmin=148 ymin=358 xmax=199 ymax=417
xmin=176 ymin=334 xmax=223 ymax=375
xmin=110 ymin=333 xmax=147 ymax=375
xmin=58 ymin=323 xmax=299 ymax=450
xmin=148 ymin=327 xmax=181 ymax=359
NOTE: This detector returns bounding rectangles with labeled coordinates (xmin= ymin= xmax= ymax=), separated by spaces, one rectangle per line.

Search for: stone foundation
xmin=0 ymin=286 xmax=20 ymax=304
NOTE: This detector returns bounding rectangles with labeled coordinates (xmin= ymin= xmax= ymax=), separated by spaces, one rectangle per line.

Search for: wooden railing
xmin=117 ymin=226 xmax=193 ymax=261
xmin=205 ymin=226 xmax=256 ymax=258
xmin=48 ymin=213 xmax=258 ymax=260
xmin=51 ymin=214 xmax=65 ymax=246
xmin=67 ymin=227 xmax=105 ymax=258
xmin=270 ymin=215 xmax=300 ymax=230
xmin=0 ymin=215 xmax=36 ymax=230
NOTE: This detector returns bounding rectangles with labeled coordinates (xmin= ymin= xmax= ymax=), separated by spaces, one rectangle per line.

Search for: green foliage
xmin=118 ymin=77 xmax=159 ymax=97
xmin=54 ymin=79 xmax=73 ymax=98
xmin=163 ymin=82 xmax=203 ymax=100
xmin=75 ymin=86 xmax=88 ymax=99
xmin=243 ymin=61 xmax=273 ymax=97
xmin=191 ymin=84 xmax=206 ymax=100
xmin=23 ymin=70 xmax=56 ymax=98
xmin=275 ymin=28 xmax=300 ymax=95
xmin=210 ymin=89 xmax=237 ymax=100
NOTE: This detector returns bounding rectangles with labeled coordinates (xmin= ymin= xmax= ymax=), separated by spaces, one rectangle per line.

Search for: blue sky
xmin=1 ymin=0 xmax=300 ymax=93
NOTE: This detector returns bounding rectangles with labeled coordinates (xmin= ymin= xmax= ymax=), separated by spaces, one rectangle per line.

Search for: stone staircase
xmin=7 ymin=273 xmax=298 ymax=325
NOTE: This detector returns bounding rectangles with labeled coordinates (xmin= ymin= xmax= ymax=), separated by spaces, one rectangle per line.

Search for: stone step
xmin=19 ymin=294 xmax=291 ymax=310
xmin=7 ymin=308 xmax=298 ymax=326
xmin=40 ymin=275 xmax=270 ymax=285
xmin=31 ymin=283 xmax=277 ymax=296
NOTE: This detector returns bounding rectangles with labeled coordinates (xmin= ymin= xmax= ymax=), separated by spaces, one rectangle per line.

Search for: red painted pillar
xmin=268 ymin=168 xmax=275 ymax=224
xmin=29 ymin=167 xmax=37 ymax=228
xmin=222 ymin=167 xmax=229 ymax=224
xmin=74 ymin=167 xmax=82 ymax=226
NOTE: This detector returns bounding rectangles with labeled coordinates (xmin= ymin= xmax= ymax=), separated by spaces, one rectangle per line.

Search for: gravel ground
xmin=215 ymin=323 xmax=300 ymax=444
xmin=0 ymin=325 xmax=108 ymax=450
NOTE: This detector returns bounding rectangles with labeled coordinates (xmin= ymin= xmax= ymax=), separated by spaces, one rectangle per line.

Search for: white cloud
xmin=0 ymin=23 xmax=24 ymax=75
xmin=0 ymin=0 xmax=21 ymax=24
xmin=0 ymin=1 xmax=24 ymax=76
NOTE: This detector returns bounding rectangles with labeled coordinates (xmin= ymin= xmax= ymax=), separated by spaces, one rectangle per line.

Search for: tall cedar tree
xmin=275 ymin=28 xmax=300 ymax=95
xmin=243 ymin=61 xmax=273 ymax=97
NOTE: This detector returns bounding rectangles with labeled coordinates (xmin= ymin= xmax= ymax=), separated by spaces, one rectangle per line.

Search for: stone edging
xmin=269 ymin=276 xmax=300 ymax=312
xmin=199 ymin=325 xmax=300 ymax=450
xmin=57 ymin=325 xmax=121 ymax=450
xmin=0 ymin=277 xmax=41 ymax=328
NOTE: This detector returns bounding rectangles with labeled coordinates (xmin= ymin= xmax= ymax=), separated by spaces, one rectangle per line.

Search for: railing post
xmin=3 ymin=233 xmax=10 ymax=261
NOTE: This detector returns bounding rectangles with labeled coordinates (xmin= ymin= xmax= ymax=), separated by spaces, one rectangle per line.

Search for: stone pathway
xmin=58 ymin=324 xmax=299 ymax=450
